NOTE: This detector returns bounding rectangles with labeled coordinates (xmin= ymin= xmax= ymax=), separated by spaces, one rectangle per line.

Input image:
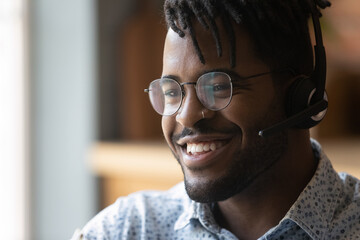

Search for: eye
xmin=163 ymin=87 xmax=181 ymax=105
xmin=213 ymin=83 xmax=231 ymax=92
xmin=164 ymin=88 xmax=181 ymax=97
xmin=210 ymin=82 xmax=231 ymax=99
xmin=160 ymin=79 xmax=181 ymax=98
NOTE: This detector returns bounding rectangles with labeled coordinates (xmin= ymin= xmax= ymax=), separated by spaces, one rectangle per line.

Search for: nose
xmin=175 ymin=85 xmax=212 ymax=128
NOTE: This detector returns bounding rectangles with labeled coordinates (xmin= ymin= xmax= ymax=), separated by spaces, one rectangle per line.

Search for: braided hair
xmin=164 ymin=0 xmax=331 ymax=75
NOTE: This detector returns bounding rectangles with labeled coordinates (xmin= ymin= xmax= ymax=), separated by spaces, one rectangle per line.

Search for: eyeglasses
xmin=144 ymin=70 xmax=280 ymax=116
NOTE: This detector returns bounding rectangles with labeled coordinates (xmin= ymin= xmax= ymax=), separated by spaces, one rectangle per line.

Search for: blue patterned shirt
xmin=72 ymin=140 xmax=360 ymax=239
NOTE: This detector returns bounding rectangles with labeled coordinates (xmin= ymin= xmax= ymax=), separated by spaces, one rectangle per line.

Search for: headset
xmin=258 ymin=4 xmax=328 ymax=138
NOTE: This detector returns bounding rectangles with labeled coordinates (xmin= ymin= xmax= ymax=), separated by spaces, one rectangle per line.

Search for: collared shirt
xmin=72 ymin=140 xmax=360 ymax=240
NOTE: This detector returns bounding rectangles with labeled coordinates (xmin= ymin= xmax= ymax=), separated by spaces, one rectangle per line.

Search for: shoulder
xmin=329 ymin=172 xmax=360 ymax=238
xmin=78 ymin=182 xmax=189 ymax=240
xmin=303 ymin=140 xmax=360 ymax=238
xmin=334 ymin=172 xmax=360 ymax=215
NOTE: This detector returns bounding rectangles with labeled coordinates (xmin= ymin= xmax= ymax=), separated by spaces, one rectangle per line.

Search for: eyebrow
xmin=161 ymin=68 xmax=246 ymax=82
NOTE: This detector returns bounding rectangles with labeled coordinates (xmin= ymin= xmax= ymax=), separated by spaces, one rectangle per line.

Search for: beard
xmin=170 ymin=100 xmax=288 ymax=203
xmin=183 ymin=127 xmax=288 ymax=203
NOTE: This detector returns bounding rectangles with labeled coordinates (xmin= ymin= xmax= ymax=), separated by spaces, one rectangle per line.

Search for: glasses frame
xmin=145 ymin=69 xmax=293 ymax=116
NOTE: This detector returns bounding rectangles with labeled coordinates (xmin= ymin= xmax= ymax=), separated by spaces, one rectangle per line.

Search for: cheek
xmin=224 ymin=95 xmax=266 ymax=122
xmin=222 ymin=91 xmax=278 ymax=131
xmin=161 ymin=116 xmax=175 ymax=146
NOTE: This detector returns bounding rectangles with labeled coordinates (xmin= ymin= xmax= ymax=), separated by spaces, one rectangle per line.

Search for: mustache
xmin=171 ymin=124 xmax=239 ymax=143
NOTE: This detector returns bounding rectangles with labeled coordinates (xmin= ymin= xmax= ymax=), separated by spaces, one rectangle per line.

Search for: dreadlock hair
xmin=164 ymin=0 xmax=331 ymax=76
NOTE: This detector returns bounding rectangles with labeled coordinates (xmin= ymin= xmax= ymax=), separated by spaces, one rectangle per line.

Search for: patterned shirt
xmin=72 ymin=140 xmax=360 ymax=239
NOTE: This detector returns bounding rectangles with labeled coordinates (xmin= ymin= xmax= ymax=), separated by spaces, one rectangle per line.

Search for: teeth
xmin=195 ymin=144 xmax=203 ymax=153
xmin=191 ymin=144 xmax=196 ymax=153
xmin=203 ymin=144 xmax=210 ymax=151
xmin=186 ymin=142 xmax=222 ymax=154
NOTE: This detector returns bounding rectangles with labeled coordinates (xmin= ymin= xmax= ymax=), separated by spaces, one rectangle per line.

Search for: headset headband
xmin=310 ymin=5 xmax=326 ymax=104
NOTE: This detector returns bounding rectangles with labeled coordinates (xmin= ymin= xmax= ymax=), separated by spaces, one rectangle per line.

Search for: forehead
xmin=162 ymin=21 xmax=269 ymax=79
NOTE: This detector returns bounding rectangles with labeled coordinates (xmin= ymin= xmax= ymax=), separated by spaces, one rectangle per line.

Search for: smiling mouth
xmin=184 ymin=140 xmax=229 ymax=155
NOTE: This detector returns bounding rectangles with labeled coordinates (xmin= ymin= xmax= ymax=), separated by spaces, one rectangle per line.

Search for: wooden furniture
xmin=89 ymin=142 xmax=183 ymax=207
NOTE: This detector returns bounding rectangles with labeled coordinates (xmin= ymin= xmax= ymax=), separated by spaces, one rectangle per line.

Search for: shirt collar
xmin=174 ymin=200 xmax=221 ymax=234
xmin=174 ymin=200 xmax=196 ymax=230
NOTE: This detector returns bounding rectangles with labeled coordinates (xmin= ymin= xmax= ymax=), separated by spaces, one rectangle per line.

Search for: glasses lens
xmin=148 ymin=78 xmax=182 ymax=116
xmin=197 ymin=72 xmax=232 ymax=111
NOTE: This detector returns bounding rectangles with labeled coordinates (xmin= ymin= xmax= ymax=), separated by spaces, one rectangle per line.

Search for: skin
xmin=161 ymin=22 xmax=317 ymax=240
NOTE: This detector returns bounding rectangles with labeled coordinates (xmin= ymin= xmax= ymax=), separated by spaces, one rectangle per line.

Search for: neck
xmin=214 ymin=131 xmax=317 ymax=240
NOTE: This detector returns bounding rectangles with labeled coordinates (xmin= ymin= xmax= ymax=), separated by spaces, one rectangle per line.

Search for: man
xmin=73 ymin=0 xmax=360 ymax=239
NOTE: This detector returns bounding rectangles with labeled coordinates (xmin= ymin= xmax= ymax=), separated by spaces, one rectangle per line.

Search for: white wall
xmin=30 ymin=0 xmax=97 ymax=239
xmin=0 ymin=0 xmax=29 ymax=239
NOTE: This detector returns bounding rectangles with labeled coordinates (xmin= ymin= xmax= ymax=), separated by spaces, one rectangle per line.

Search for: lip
xmin=176 ymin=135 xmax=234 ymax=170
xmin=176 ymin=135 xmax=231 ymax=146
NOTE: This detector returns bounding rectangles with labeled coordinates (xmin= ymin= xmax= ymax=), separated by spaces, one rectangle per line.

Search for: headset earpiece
xmin=286 ymin=75 xmax=327 ymax=129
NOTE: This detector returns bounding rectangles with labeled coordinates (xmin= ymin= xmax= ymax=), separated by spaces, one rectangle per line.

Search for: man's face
xmin=161 ymin=23 xmax=288 ymax=203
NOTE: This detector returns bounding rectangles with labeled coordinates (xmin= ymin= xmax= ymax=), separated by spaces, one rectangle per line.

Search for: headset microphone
xmin=259 ymin=99 xmax=327 ymax=138
xmin=259 ymin=2 xmax=328 ymax=138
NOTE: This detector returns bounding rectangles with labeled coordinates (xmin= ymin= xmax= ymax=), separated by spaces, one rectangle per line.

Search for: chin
xmin=183 ymin=130 xmax=288 ymax=203
xmin=184 ymin=175 xmax=250 ymax=203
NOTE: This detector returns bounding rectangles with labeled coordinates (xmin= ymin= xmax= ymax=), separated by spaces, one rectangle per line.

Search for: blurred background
xmin=0 ymin=0 xmax=359 ymax=239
